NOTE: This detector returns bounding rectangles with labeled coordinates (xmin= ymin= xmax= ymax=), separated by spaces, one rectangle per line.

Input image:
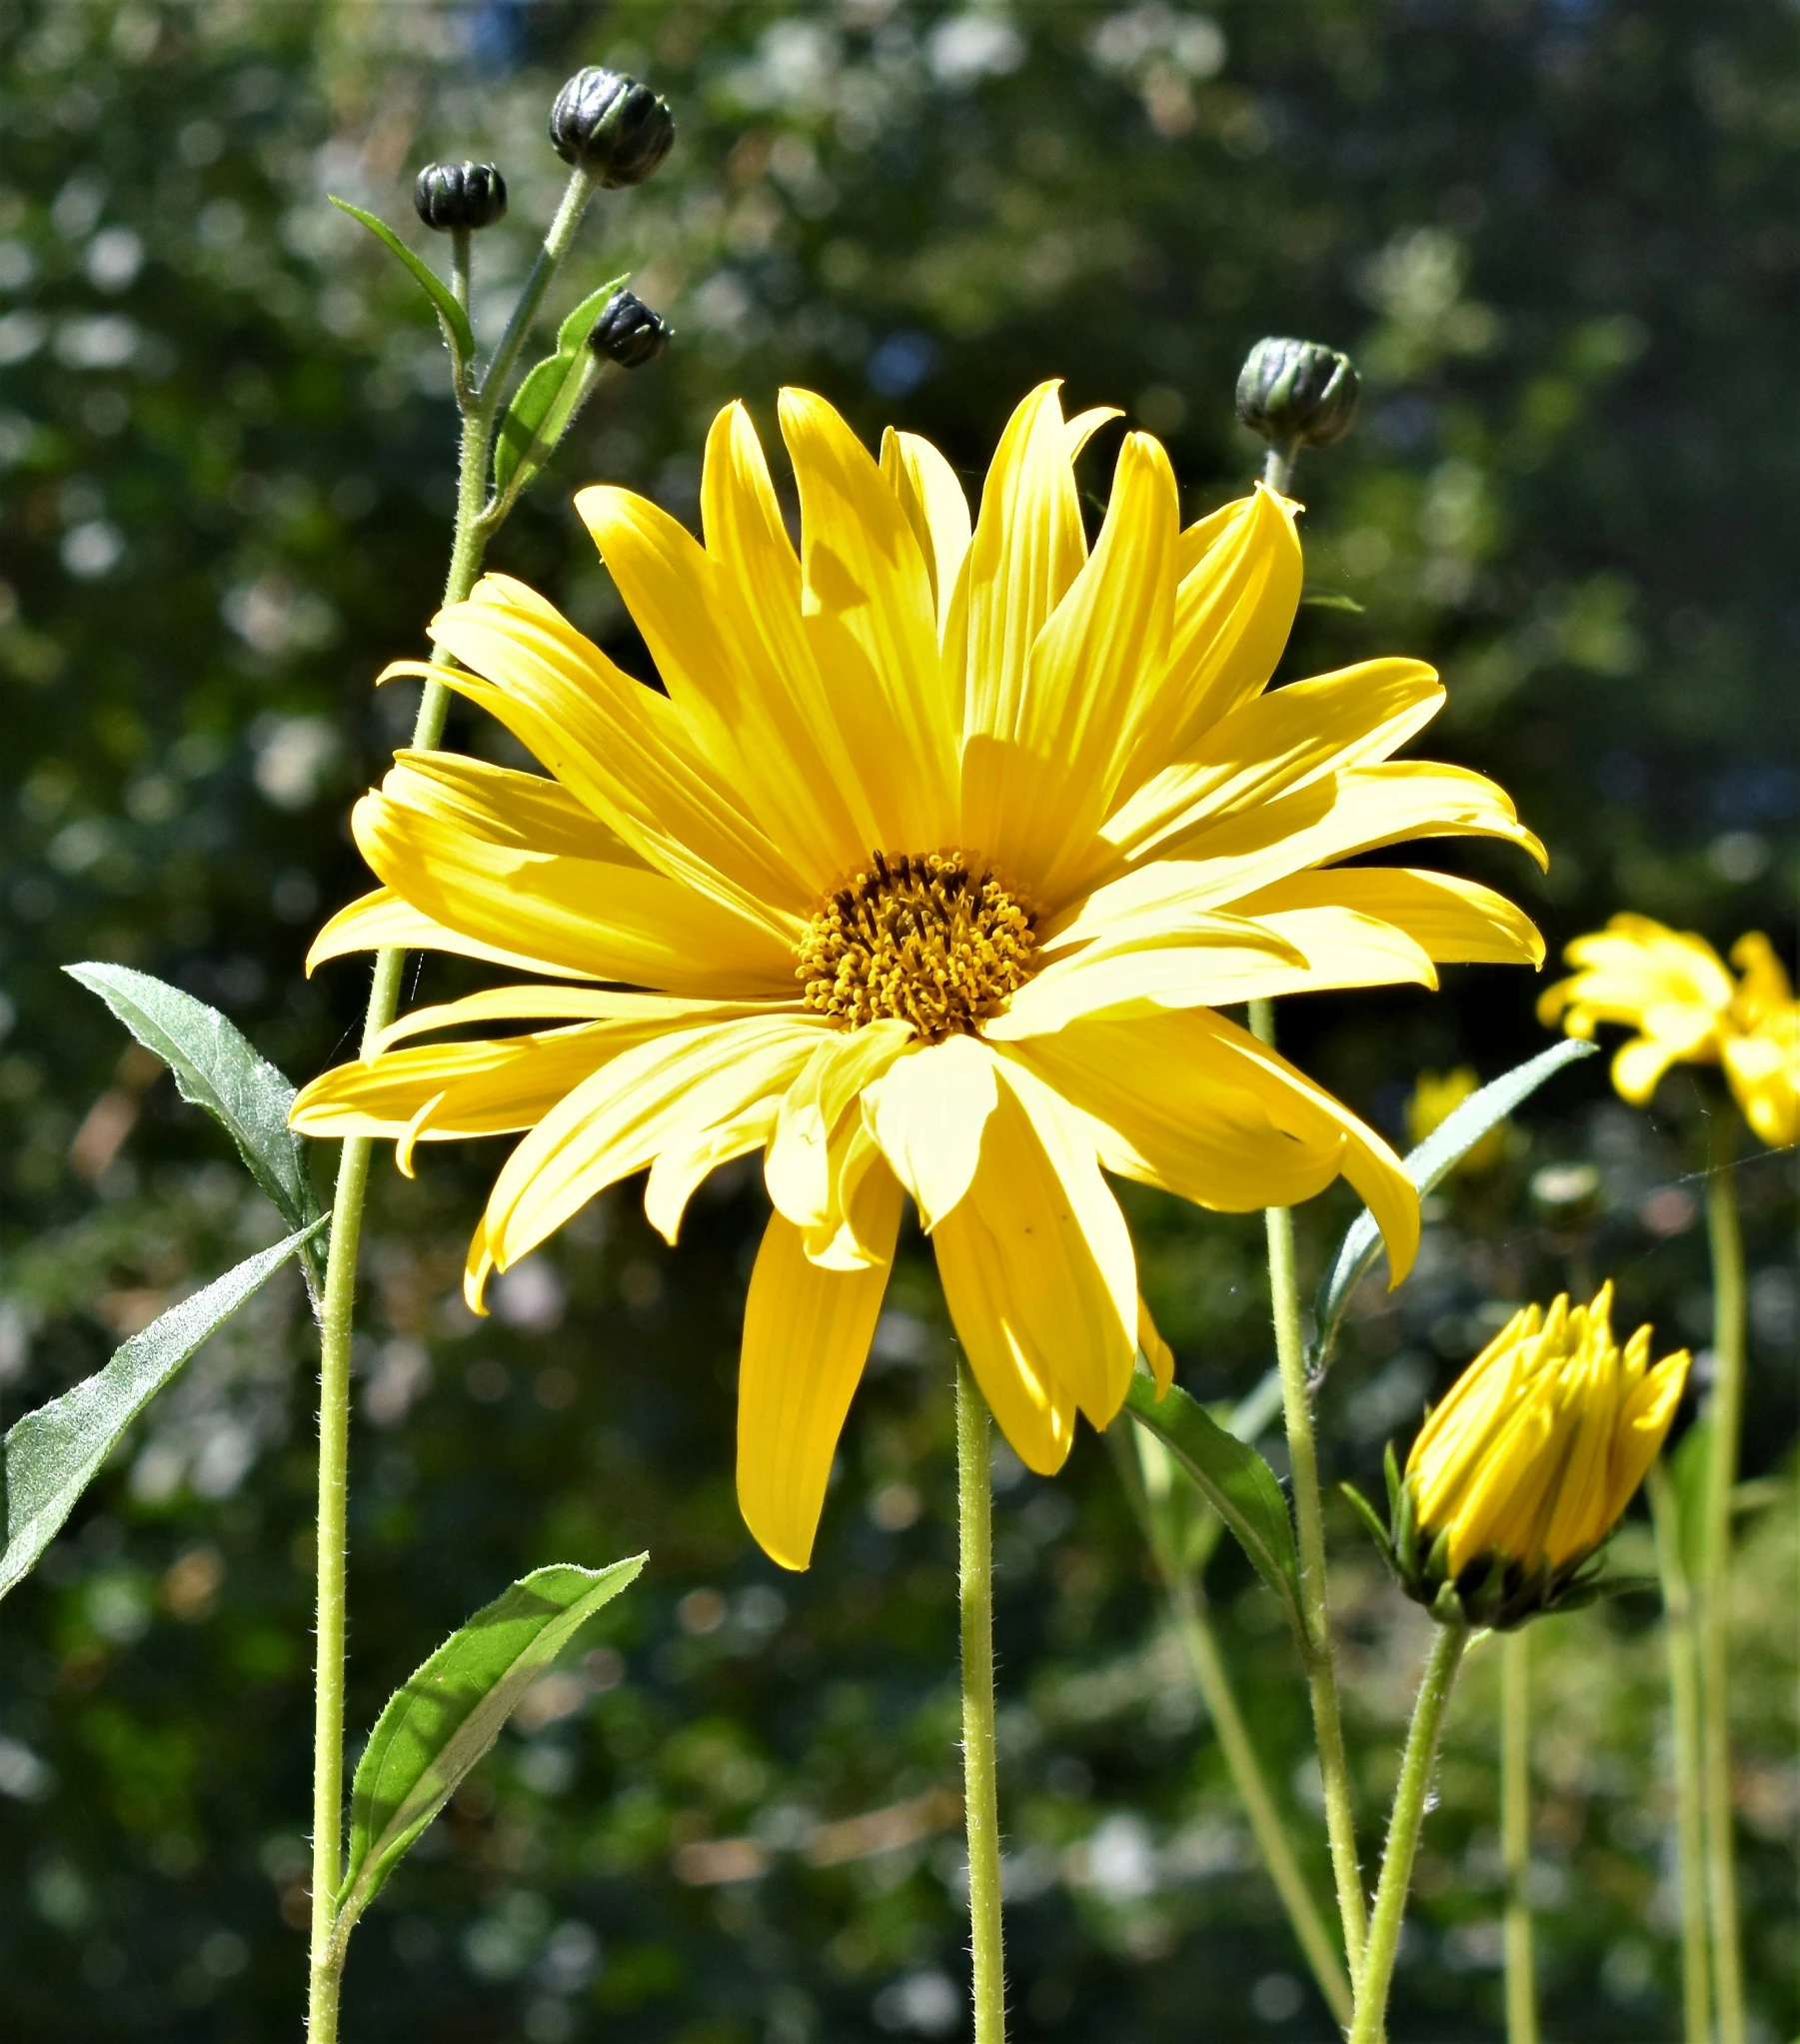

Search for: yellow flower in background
xmin=1404 ymin=1065 xmax=1505 ymax=1173
xmin=292 ymin=381 xmax=1546 ymax=1569
xmin=1539 ymin=914 xmax=1800 ymax=1147
xmin=1397 ymin=1284 xmax=1688 ymax=1624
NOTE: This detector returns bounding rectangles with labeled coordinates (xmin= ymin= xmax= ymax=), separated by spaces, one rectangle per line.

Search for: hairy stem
xmin=1700 ymin=1112 xmax=1747 ymax=2044
xmin=1249 ymin=996 xmax=1369 ymax=1981
xmin=1648 ymin=1456 xmax=1712 ymax=2044
xmin=1350 ymin=1621 xmax=1468 ymax=2044
xmin=1501 ymin=1629 xmax=1539 ymax=2044
xmin=957 ymin=1365 xmax=1006 ymax=2044
xmin=304 ymin=169 xmax=593 ymax=2036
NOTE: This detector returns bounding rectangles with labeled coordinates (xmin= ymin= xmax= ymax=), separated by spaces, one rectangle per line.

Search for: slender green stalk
xmin=1349 ymin=1620 xmax=1468 ymax=2044
xmin=450 ymin=225 xmax=472 ymax=312
xmin=956 ymin=1365 xmax=1006 ymax=2044
xmin=1501 ymin=1628 xmax=1539 ymax=2044
xmin=1700 ymin=1112 xmax=1747 ymax=2044
xmin=1262 ymin=439 xmax=1301 ymax=494
xmin=1248 ymin=996 xmax=1369 ymax=1982
xmin=1167 ymin=1568 xmax=1353 ymax=2024
xmin=479 ymin=168 xmax=595 ymax=409
xmin=1648 ymin=1456 xmax=1712 ymax=2044
xmin=304 ymin=169 xmax=596 ymax=2044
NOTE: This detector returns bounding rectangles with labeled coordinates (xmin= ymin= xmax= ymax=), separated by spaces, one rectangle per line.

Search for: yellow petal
xmin=737 ymin=1173 xmax=902 ymax=1570
xmin=960 ymin=382 xmax=1088 ymax=746
xmin=960 ymin=430 xmax=1178 ymax=903
xmin=803 ymin=1119 xmax=895 ymax=1271
xmin=1114 ymin=486 xmax=1303 ymax=800
xmin=353 ymin=786 xmax=799 ymax=998
xmin=1232 ymin=868 xmax=1545 ymax=970
xmin=374 ymin=987 xmax=796 ymax=1055
xmin=306 ymin=886 xmax=587 ymax=983
xmin=479 ymin=1017 xmax=827 ymax=1280
xmin=1612 ymin=1034 xmax=1680 ymax=1104
xmin=880 ymin=425 xmax=972 ymax=633
xmin=644 ymin=1099 xmax=783 ymax=1246
xmin=765 ymin=1020 xmax=914 ymax=1230
xmin=1138 ymin=1296 xmax=1175 ymax=1396
xmin=382 ymin=748 xmax=648 ymax=862
xmin=861 ymin=1032 xmax=998 ymax=1230
xmin=778 ymin=388 xmax=959 ymax=849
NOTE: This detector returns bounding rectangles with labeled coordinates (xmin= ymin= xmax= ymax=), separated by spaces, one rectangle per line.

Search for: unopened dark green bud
xmin=549 ymin=67 xmax=675 ymax=187
xmin=413 ymin=161 xmax=508 ymax=232
xmin=1235 ymin=336 xmax=1360 ymax=451
xmin=590 ymin=290 xmax=672 ymax=369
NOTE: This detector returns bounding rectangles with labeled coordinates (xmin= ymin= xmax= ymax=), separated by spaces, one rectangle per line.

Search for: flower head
xmin=1356 ymin=1284 xmax=1688 ymax=1627
xmin=293 ymin=382 xmax=1544 ymax=1569
xmin=1539 ymin=914 xmax=1800 ymax=1147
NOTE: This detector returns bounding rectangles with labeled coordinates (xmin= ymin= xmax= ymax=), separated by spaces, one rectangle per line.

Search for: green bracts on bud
xmin=1235 ymin=337 xmax=1360 ymax=453
xmin=590 ymin=289 xmax=672 ymax=369
xmin=413 ymin=161 xmax=508 ymax=233
xmin=549 ymin=67 xmax=675 ymax=186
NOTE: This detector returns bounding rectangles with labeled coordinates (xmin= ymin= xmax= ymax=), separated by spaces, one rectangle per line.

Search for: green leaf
xmin=65 ymin=965 xmax=324 ymax=1286
xmin=328 ymin=196 xmax=474 ymax=376
xmin=1312 ymin=1037 xmax=1597 ymax=1366
xmin=335 ymin=1555 xmax=645 ymax=1936
xmin=0 ymin=1220 xmax=327 ymax=1603
xmin=1299 ymin=586 xmax=1365 ymax=613
xmin=1123 ymin=1375 xmax=1303 ymax=1641
xmin=492 ymin=274 xmax=628 ymax=498
xmin=1669 ymin=1415 xmax=1713 ymax=1584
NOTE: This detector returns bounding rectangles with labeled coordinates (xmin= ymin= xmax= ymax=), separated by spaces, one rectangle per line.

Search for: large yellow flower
xmin=1539 ymin=914 xmax=1800 ymax=1147
xmin=292 ymin=383 xmax=1544 ymax=1568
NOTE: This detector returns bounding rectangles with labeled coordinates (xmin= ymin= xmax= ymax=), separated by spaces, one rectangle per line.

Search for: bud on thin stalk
xmin=414 ymin=161 xmax=509 ymax=233
xmin=590 ymin=289 xmax=673 ymax=370
xmin=549 ymin=66 xmax=676 ymax=187
xmin=1235 ymin=335 xmax=1360 ymax=491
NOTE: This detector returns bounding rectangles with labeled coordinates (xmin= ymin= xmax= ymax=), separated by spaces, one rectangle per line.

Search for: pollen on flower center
xmin=798 ymin=851 xmax=1036 ymax=1040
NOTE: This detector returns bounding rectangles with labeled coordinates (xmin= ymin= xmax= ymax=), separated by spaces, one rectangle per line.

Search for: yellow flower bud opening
xmin=1407 ymin=1283 xmax=1689 ymax=1588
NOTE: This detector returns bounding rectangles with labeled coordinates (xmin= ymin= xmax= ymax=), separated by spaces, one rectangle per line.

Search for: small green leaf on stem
xmin=334 ymin=1555 xmax=645 ymax=1939
xmin=492 ymin=273 xmax=629 ymax=498
xmin=1123 ymin=1375 xmax=1304 ymax=1642
xmin=66 ymin=964 xmax=324 ymax=1287
xmin=328 ymin=196 xmax=475 ymax=377
xmin=0 ymin=1219 xmax=327 ymax=1602
xmin=1313 ymin=1037 xmax=1597 ymax=1367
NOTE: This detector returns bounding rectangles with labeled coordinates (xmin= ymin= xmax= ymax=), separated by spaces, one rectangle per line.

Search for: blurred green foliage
xmin=0 ymin=2 xmax=1794 ymax=2039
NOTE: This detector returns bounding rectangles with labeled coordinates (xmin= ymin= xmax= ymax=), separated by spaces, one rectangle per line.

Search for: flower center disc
xmin=799 ymin=851 xmax=1035 ymax=1040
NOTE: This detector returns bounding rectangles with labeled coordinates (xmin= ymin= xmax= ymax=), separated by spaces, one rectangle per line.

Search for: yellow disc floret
xmin=799 ymin=851 xmax=1035 ymax=1040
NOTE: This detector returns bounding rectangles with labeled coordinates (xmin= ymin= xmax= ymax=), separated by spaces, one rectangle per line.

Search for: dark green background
xmin=0 ymin=2 xmax=1794 ymax=2039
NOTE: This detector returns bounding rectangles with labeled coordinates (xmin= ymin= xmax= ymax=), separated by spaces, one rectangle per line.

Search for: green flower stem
xmin=1700 ymin=1112 xmax=1747 ymax=2044
xmin=451 ymin=225 xmax=472 ymax=313
xmin=305 ymin=178 xmax=593 ymax=2040
xmin=1262 ymin=439 xmax=1300 ymax=493
xmin=1248 ymin=996 xmax=1369 ymax=1983
xmin=1349 ymin=1620 xmax=1468 ymax=2044
xmin=956 ymin=1364 xmax=1006 ymax=2044
xmin=1648 ymin=1455 xmax=1712 ymax=2044
xmin=1501 ymin=1628 xmax=1539 ymax=2044
xmin=1165 ymin=1568 xmax=1354 ymax=2025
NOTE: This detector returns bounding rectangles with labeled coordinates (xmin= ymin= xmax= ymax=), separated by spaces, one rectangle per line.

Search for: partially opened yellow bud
xmin=1349 ymin=1284 xmax=1689 ymax=1627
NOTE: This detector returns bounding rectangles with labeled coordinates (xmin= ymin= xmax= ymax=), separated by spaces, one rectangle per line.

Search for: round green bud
xmin=549 ymin=67 xmax=675 ymax=187
xmin=1235 ymin=336 xmax=1360 ymax=451
xmin=412 ymin=161 xmax=508 ymax=233
xmin=590 ymin=290 xmax=672 ymax=370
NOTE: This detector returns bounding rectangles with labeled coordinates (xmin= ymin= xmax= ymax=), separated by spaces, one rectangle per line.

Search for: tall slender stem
xmin=1699 ymin=1111 xmax=1747 ymax=2044
xmin=1349 ymin=1621 xmax=1468 ymax=2044
xmin=304 ymin=170 xmax=594 ymax=2039
xmin=956 ymin=1365 xmax=1006 ymax=2044
xmin=1501 ymin=1629 xmax=1539 ymax=2044
xmin=1249 ymin=996 xmax=1369 ymax=1982
xmin=1168 ymin=1568 xmax=1354 ymax=2024
xmin=1262 ymin=438 xmax=1300 ymax=494
xmin=1649 ymin=1456 xmax=1712 ymax=2044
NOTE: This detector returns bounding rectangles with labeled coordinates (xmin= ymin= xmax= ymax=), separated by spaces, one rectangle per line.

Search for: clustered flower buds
xmin=1235 ymin=336 xmax=1360 ymax=453
xmin=549 ymin=67 xmax=676 ymax=187
xmin=1345 ymin=1284 xmax=1689 ymax=1629
xmin=590 ymin=289 xmax=672 ymax=369
xmin=413 ymin=161 xmax=509 ymax=233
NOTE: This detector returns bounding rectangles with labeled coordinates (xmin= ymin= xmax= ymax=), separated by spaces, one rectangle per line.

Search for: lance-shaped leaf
xmin=66 ymin=964 xmax=325 ymax=1288
xmin=1312 ymin=1037 xmax=1597 ymax=1367
xmin=1123 ymin=1375 xmax=1303 ymax=1643
xmin=334 ymin=1555 xmax=645 ymax=1940
xmin=492 ymin=275 xmax=629 ymax=499
xmin=329 ymin=196 xmax=474 ymax=379
xmin=0 ymin=1219 xmax=326 ymax=1602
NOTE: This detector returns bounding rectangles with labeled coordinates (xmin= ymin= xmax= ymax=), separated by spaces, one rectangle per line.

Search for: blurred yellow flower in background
xmin=294 ymin=381 xmax=1545 ymax=1568
xmin=1539 ymin=914 xmax=1799 ymax=1147
xmin=1404 ymin=1064 xmax=1506 ymax=1172
xmin=1396 ymin=1283 xmax=1688 ymax=1624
